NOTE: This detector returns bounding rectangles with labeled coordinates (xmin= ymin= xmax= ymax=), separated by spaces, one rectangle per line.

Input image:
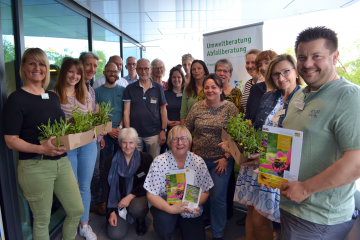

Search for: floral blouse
xmin=225 ymin=88 xmax=244 ymax=113
xmin=185 ymin=101 xmax=238 ymax=159
xmin=144 ymin=151 xmax=214 ymax=218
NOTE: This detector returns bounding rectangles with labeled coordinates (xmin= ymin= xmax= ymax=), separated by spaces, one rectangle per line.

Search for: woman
xmin=180 ymin=60 xmax=209 ymax=125
xmin=151 ymin=58 xmax=167 ymax=90
xmin=104 ymin=128 xmax=153 ymax=239
xmin=144 ymin=125 xmax=214 ymax=240
xmin=161 ymin=66 xmax=186 ymax=153
xmin=3 ymin=48 xmax=84 ymax=240
xmin=240 ymin=49 xmax=262 ymax=113
xmin=52 ymin=58 xmax=98 ymax=239
xmin=214 ymin=58 xmax=244 ymax=219
xmin=245 ymin=50 xmax=278 ymax=124
xmin=182 ymin=53 xmax=195 ymax=87
xmin=185 ymin=74 xmax=238 ymax=239
xmin=233 ymin=54 xmax=304 ymax=240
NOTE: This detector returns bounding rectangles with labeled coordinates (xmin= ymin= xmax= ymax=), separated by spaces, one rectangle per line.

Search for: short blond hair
xmin=167 ymin=125 xmax=192 ymax=150
xmin=265 ymin=54 xmax=305 ymax=91
xmin=150 ymin=58 xmax=166 ymax=78
xmin=20 ymin=48 xmax=50 ymax=89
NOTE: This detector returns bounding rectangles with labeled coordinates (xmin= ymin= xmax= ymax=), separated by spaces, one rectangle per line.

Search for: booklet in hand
xmin=165 ymin=169 xmax=195 ymax=205
xmin=183 ymin=184 xmax=201 ymax=210
xmin=258 ymin=126 xmax=303 ymax=188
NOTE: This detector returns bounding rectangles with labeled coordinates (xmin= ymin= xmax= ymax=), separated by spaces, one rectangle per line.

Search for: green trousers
xmin=18 ymin=156 xmax=84 ymax=240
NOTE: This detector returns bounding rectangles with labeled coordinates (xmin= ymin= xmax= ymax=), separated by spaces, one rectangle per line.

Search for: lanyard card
xmin=176 ymin=93 xmax=183 ymax=97
xmin=150 ymin=97 xmax=158 ymax=104
xmin=294 ymin=99 xmax=305 ymax=110
xmin=41 ymin=93 xmax=49 ymax=99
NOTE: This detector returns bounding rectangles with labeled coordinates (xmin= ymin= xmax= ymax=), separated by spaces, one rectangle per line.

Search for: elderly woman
xmin=181 ymin=53 xmax=195 ymax=87
xmin=240 ymin=49 xmax=262 ymax=113
xmin=151 ymin=58 xmax=167 ymax=90
xmin=144 ymin=125 xmax=214 ymax=240
xmin=185 ymin=74 xmax=238 ymax=239
xmin=245 ymin=50 xmax=278 ymax=124
xmin=233 ymin=54 xmax=304 ymax=240
xmin=180 ymin=60 xmax=209 ymax=125
xmin=3 ymin=48 xmax=84 ymax=240
xmin=103 ymin=127 xmax=153 ymax=239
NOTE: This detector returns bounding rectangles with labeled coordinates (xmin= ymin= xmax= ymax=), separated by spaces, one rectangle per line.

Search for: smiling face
xmin=125 ymin=57 xmax=137 ymax=74
xmin=191 ymin=62 xmax=206 ymax=80
xmin=272 ymin=60 xmax=298 ymax=91
xmin=258 ymin=59 xmax=271 ymax=77
xmin=171 ymin=70 xmax=182 ymax=88
xmin=22 ymin=58 xmax=47 ymax=83
xmin=120 ymin=137 xmax=137 ymax=156
xmin=110 ymin=56 xmax=123 ymax=73
xmin=83 ymin=57 xmax=98 ymax=82
xmin=215 ymin=64 xmax=232 ymax=86
xmin=245 ymin=53 xmax=257 ymax=77
xmin=204 ymin=78 xmax=222 ymax=102
xmin=296 ymin=38 xmax=339 ymax=91
xmin=103 ymin=63 xmax=118 ymax=84
xmin=66 ymin=64 xmax=81 ymax=87
xmin=153 ymin=61 xmax=164 ymax=78
xmin=182 ymin=59 xmax=192 ymax=75
xmin=136 ymin=59 xmax=151 ymax=81
xmin=170 ymin=130 xmax=190 ymax=157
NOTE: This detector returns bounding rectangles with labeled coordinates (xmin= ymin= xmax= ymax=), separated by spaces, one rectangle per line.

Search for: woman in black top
xmin=2 ymin=48 xmax=83 ymax=240
xmin=104 ymin=127 xmax=153 ymax=239
xmin=161 ymin=66 xmax=185 ymax=153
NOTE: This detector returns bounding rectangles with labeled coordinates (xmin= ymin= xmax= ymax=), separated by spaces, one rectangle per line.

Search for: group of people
xmin=2 ymin=26 xmax=360 ymax=240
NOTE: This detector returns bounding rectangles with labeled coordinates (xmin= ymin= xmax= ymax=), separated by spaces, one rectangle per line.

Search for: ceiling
xmin=73 ymin=0 xmax=360 ymax=43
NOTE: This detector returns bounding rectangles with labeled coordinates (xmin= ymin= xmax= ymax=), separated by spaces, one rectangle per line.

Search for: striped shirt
xmin=240 ymin=79 xmax=253 ymax=114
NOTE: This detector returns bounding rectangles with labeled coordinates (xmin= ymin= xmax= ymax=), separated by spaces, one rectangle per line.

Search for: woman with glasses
xmin=182 ymin=53 xmax=195 ymax=87
xmin=185 ymin=74 xmax=238 ymax=240
xmin=180 ymin=60 xmax=209 ymax=125
xmin=232 ymin=54 xmax=304 ymax=240
xmin=151 ymin=58 xmax=167 ymax=90
xmin=144 ymin=126 xmax=214 ymax=240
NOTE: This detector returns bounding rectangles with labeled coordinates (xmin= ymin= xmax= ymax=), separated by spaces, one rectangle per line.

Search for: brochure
xmin=183 ymin=184 xmax=201 ymax=210
xmin=258 ymin=126 xmax=303 ymax=188
xmin=165 ymin=169 xmax=195 ymax=205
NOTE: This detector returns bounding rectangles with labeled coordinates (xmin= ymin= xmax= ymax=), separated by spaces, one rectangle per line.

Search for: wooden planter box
xmin=221 ymin=128 xmax=249 ymax=165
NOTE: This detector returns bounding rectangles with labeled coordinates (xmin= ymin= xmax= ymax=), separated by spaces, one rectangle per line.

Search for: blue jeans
xmin=103 ymin=134 xmax=121 ymax=160
xmin=67 ymin=141 xmax=97 ymax=222
xmin=90 ymin=141 xmax=102 ymax=206
xmin=203 ymin=157 xmax=233 ymax=238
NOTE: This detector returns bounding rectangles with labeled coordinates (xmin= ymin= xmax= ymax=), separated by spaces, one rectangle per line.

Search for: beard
xmin=105 ymin=76 xmax=116 ymax=84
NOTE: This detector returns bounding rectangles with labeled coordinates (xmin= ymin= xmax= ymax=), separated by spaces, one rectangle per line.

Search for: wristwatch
xmin=161 ymin=128 xmax=167 ymax=132
xmin=225 ymin=156 xmax=231 ymax=162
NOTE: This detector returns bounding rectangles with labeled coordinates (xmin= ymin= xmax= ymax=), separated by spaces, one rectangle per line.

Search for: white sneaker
xmin=79 ymin=224 xmax=97 ymax=240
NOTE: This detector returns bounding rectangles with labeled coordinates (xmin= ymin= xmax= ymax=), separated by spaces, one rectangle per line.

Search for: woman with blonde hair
xmin=181 ymin=53 xmax=195 ymax=87
xmin=3 ymin=48 xmax=84 ymax=240
xmin=151 ymin=58 xmax=167 ymax=90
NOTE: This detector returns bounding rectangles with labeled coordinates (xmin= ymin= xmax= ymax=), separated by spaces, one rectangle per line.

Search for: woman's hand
xmin=108 ymin=211 xmax=117 ymax=227
xmin=100 ymin=131 xmax=107 ymax=136
xmin=41 ymin=136 xmax=66 ymax=156
xmin=218 ymin=141 xmax=230 ymax=153
xmin=184 ymin=206 xmax=200 ymax=215
xmin=240 ymin=153 xmax=260 ymax=168
xmin=168 ymin=202 xmax=189 ymax=214
xmin=100 ymin=138 xmax=105 ymax=150
xmin=214 ymin=158 xmax=229 ymax=176
xmin=253 ymin=168 xmax=273 ymax=189
xmin=168 ymin=121 xmax=181 ymax=128
xmin=117 ymin=194 xmax=136 ymax=208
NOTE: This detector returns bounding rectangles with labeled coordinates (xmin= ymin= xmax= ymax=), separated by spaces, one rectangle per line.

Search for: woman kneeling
xmin=104 ymin=127 xmax=153 ymax=239
xmin=144 ymin=126 xmax=214 ymax=240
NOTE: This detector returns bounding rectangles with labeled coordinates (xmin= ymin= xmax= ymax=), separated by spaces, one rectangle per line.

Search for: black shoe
xmin=204 ymin=219 xmax=211 ymax=229
xmin=136 ymin=219 xmax=147 ymax=236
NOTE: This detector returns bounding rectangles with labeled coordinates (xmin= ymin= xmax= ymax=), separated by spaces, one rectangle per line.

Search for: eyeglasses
xmin=171 ymin=136 xmax=188 ymax=143
xmin=127 ymin=63 xmax=136 ymax=66
xmin=104 ymin=70 xmax=119 ymax=74
xmin=153 ymin=67 xmax=163 ymax=71
xmin=216 ymin=69 xmax=230 ymax=74
xmin=272 ymin=69 xmax=294 ymax=79
xmin=136 ymin=67 xmax=150 ymax=72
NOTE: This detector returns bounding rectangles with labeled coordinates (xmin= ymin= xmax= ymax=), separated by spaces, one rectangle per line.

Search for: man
xmin=123 ymin=58 xmax=167 ymax=159
xmin=93 ymin=55 xmax=128 ymax=89
xmin=124 ymin=56 xmax=139 ymax=84
xmin=279 ymin=27 xmax=360 ymax=239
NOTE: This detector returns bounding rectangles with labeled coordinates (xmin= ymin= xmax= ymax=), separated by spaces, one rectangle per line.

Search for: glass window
xmin=123 ymin=38 xmax=141 ymax=77
xmin=93 ymin=22 xmax=120 ymax=79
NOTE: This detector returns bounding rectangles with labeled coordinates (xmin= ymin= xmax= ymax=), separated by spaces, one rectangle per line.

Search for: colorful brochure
xmin=165 ymin=169 xmax=195 ymax=205
xmin=258 ymin=126 xmax=303 ymax=188
xmin=183 ymin=184 xmax=201 ymax=210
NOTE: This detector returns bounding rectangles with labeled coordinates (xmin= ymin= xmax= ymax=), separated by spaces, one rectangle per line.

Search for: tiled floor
xmin=56 ymin=204 xmax=247 ymax=240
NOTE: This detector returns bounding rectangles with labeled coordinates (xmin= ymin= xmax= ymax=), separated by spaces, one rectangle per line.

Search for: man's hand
xmin=109 ymin=128 xmax=120 ymax=139
xmin=280 ymin=181 xmax=310 ymax=202
xmin=158 ymin=131 xmax=166 ymax=146
xmin=118 ymin=194 xmax=136 ymax=208
xmin=214 ymin=158 xmax=229 ymax=176
xmin=241 ymin=153 xmax=260 ymax=168
xmin=100 ymin=138 xmax=105 ymax=150
xmin=108 ymin=211 xmax=117 ymax=227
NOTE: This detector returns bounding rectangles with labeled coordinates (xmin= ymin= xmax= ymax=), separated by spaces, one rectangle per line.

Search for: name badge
xmin=294 ymin=99 xmax=305 ymax=110
xmin=150 ymin=97 xmax=158 ymax=104
xmin=276 ymin=109 xmax=286 ymax=116
xmin=41 ymin=93 xmax=49 ymax=99
xmin=176 ymin=93 xmax=183 ymax=97
xmin=143 ymin=97 xmax=146 ymax=100
xmin=137 ymin=172 xmax=145 ymax=178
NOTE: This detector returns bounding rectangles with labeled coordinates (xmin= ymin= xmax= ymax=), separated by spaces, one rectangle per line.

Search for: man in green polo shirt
xmin=279 ymin=27 xmax=360 ymax=239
